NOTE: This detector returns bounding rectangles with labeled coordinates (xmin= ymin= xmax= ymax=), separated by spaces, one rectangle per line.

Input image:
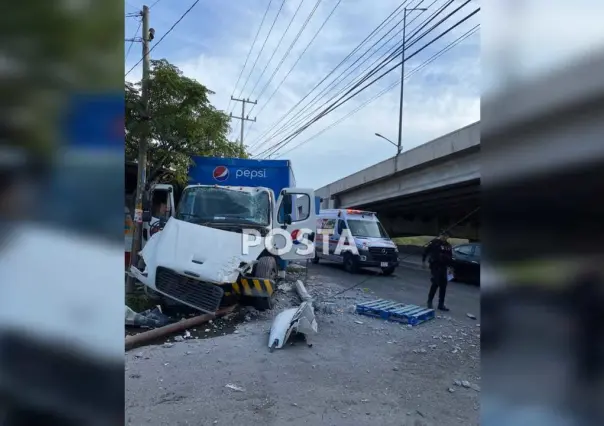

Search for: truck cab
xmin=313 ymin=209 xmax=399 ymax=275
xmin=130 ymin=182 xmax=316 ymax=313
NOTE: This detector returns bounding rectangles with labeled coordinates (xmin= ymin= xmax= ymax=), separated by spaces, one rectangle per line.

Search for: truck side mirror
xmin=284 ymin=214 xmax=292 ymax=225
xmin=281 ymin=192 xmax=293 ymax=215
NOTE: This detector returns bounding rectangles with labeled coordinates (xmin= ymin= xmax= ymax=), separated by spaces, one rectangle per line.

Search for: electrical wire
xmin=226 ymin=0 xmax=275 ymax=114
xmin=249 ymin=0 xmax=451 ymax=154
xmin=246 ymin=0 xmax=307 ymax=101
xmin=150 ymin=0 xmax=163 ymax=8
xmin=259 ymin=1 xmax=477 ymax=156
xmin=232 ymin=0 xmax=288 ymax=105
xmin=125 ymin=0 xmax=201 ymax=77
xmin=246 ymin=0 xmax=415 ymax=150
xmin=247 ymin=0 xmax=323 ymax=121
xmin=252 ymin=0 xmax=454 ymax=154
xmin=260 ymin=8 xmax=479 ymax=157
xmin=274 ymin=24 xmax=479 ymax=157
xmin=259 ymin=4 xmax=478 ymax=157
xmin=125 ymin=21 xmax=142 ymax=63
xmin=247 ymin=0 xmax=416 ymax=138
xmin=244 ymin=0 xmax=342 ymax=130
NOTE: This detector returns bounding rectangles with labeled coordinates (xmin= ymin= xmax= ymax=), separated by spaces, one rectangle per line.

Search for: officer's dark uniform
xmin=422 ymin=235 xmax=453 ymax=311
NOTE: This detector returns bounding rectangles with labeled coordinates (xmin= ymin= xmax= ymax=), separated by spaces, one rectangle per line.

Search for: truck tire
xmin=253 ymin=256 xmax=277 ymax=311
xmin=381 ymin=266 xmax=396 ymax=276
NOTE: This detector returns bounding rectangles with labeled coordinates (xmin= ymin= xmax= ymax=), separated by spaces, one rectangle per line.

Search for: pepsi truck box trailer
xmin=189 ymin=157 xmax=295 ymax=196
xmin=188 ymin=157 xmax=319 ymax=272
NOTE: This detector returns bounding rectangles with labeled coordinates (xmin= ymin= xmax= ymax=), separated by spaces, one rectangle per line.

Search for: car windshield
xmin=176 ymin=186 xmax=270 ymax=227
xmin=347 ymin=219 xmax=389 ymax=238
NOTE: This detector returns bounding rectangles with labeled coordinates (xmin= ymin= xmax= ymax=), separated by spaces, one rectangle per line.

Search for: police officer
xmin=422 ymin=231 xmax=453 ymax=311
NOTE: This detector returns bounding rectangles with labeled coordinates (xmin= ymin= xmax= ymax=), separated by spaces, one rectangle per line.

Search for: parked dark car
xmin=450 ymin=243 xmax=480 ymax=284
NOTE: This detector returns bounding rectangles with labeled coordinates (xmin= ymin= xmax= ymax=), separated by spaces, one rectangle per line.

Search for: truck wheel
xmin=343 ymin=253 xmax=359 ymax=274
xmin=255 ymin=256 xmax=278 ymax=280
xmin=253 ymin=256 xmax=277 ymax=311
xmin=381 ymin=266 xmax=396 ymax=276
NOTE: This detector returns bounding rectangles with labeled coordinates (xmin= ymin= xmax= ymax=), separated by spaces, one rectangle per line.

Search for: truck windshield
xmin=176 ymin=186 xmax=270 ymax=227
xmin=347 ymin=219 xmax=389 ymax=238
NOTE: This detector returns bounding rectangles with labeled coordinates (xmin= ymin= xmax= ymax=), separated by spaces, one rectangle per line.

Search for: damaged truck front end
xmin=130 ymin=184 xmax=316 ymax=314
xmin=130 ymin=185 xmax=278 ymax=314
xmin=130 ymin=216 xmax=275 ymax=314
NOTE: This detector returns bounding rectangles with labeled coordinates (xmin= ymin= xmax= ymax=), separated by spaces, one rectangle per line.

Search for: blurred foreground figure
xmin=482 ymin=43 xmax=604 ymax=425
xmin=0 ymin=145 xmax=123 ymax=425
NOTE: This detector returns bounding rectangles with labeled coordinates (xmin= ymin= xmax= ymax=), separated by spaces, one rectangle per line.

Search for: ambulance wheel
xmin=343 ymin=253 xmax=359 ymax=274
xmin=381 ymin=266 xmax=396 ymax=276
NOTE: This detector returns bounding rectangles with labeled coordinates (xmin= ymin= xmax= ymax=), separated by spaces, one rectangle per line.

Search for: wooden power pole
xmin=127 ymin=4 xmax=151 ymax=293
xmin=230 ymin=96 xmax=257 ymax=151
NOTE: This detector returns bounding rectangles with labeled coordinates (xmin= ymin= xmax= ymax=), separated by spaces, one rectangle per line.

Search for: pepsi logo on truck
xmin=212 ymin=166 xmax=229 ymax=182
xmin=212 ymin=165 xmax=267 ymax=182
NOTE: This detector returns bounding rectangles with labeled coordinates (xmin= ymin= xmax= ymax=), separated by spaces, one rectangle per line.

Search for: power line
xmin=125 ymin=0 xmax=201 ymax=77
xmin=226 ymin=0 xmax=274 ymax=114
xmin=232 ymin=0 xmax=288 ymax=110
xmin=150 ymin=0 xmax=163 ymax=7
xmin=262 ymin=8 xmax=479 ymax=157
xmin=245 ymin=0 xmax=324 ymax=134
xmin=246 ymin=0 xmax=307 ymax=101
xmin=275 ymin=25 xmax=479 ymax=157
xmin=256 ymin=0 xmax=448 ymax=151
xmin=258 ymin=5 xmax=479 ymax=157
xmin=250 ymin=0 xmax=448 ymax=153
xmin=245 ymin=0 xmax=342 ymax=127
xmin=126 ymin=21 xmax=142 ymax=62
xmin=256 ymin=0 xmax=463 ymax=155
xmin=246 ymin=0 xmax=417 ymax=151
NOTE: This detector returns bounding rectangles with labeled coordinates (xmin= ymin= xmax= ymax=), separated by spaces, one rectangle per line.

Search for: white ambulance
xmin=313 ymin=209 xmax=399 ymax=275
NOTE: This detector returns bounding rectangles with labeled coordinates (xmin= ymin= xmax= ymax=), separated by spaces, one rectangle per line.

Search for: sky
xmin=125 ymin=0 xmax=482 ymax=189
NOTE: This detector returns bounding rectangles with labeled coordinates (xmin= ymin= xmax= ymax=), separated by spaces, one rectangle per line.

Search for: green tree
xmin=126 ymin=59 xmax=246 ymax=184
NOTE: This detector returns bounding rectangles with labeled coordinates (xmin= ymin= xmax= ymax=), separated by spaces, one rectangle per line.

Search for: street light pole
xmin=374 ymin=133 xmax=398 ymax=150
xmin=397 ymin=7 xmax=427 ymax=156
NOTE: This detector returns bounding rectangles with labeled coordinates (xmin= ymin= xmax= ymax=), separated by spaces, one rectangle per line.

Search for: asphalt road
xmin=126 ymin=262 xmax=481 ymax=426
xmin=311 ymin=260 xmax=481 ymax=323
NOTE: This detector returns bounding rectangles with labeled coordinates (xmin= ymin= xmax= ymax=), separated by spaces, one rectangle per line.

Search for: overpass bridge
xmin=315 ymin=121 xmax=480 ymax=239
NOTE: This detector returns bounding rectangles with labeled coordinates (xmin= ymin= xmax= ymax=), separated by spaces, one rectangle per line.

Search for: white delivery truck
xmin=129 ymin=157 xmax=317 ymax=313
xmin=313 ymin=209 xmax=399 ymax=275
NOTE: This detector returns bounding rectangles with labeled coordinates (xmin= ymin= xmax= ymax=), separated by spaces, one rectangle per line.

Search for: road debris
xmin=268 ymin=301 xmax=317 ymax=352
xmin=225 ymin=384 xmax=245 ymax=392
xmin=125 ymin=305 xmax=172 ymax=328
xmin=466 ymin=313 xmax=477 ymax=320
xmin=125 ymin=305 xmax=237 ymax=351
xmin=295 ymin=279 xmax=313 ymax=303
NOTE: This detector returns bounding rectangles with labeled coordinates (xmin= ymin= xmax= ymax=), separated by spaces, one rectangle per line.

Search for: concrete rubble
xmin=126 ymin=264 xmax=480 ymax=425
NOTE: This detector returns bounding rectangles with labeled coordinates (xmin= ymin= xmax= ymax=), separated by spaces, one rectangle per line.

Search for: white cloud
xmin=130 ymin=0 xmax=481 ymax=188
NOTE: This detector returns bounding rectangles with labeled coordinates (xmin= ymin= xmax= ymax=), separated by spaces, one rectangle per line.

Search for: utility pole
xmin=127 ymin=4 xmax=152 ymax=293
xmin=230 ymin=96 xmax=257 ymax=151
xmin=397 ymin=7 xmax=426 ymax=156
